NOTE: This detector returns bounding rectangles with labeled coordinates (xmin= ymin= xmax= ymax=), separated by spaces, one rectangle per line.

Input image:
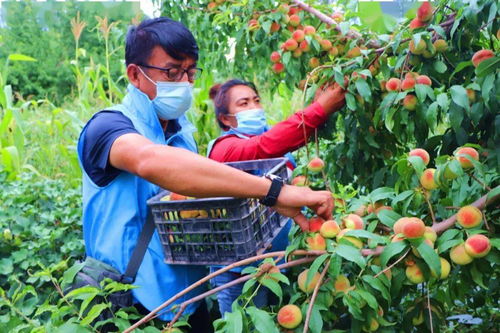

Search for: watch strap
xmin=260 ymin=175 xmax=284 ymax=206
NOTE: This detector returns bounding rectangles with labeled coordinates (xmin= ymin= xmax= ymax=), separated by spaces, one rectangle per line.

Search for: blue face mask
xmin=228 ymin=108 xmax=267 ymax=136
xmin=139 ymin=67 xmax=193 ymax=120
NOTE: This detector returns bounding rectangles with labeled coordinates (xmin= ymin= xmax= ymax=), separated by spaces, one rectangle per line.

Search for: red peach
xmin=270 ymin=51 xmax=281 ymax=63
xmin=402 ymin=77 xmax=416 ymax=90
xmin=416 ymin=75 xmax=432 ymax=86
xmin=320 ymin=220 xmax=341 ymax=238
xmin=409 ymin=148 xmax=430 ymax=165
xmin=454 ymin=147 xmax=479 ymax=168
xmin=291 ymin=175 xmax=307 ymax=186
xmin=272 ymin=63 xmax=285 ymax=74
xmin=471 ymin=49 xmax=494 ymax=67
xmin=309 ymin=217 xmax=325 ymax=232
xmin=289 ymin=14 xmax=301 ymax=27
xmin=402 ymin=217 xmax=426 ymax=239
xmin=170 ymin=192 xmax=188 ymax=201
xmin=277 ymin=304 xmax=302 ymax=329
xmin=464 ymin=234 xmax=491 ymax=258
xmin=284 ymin=38 xmax=298 ymax=51
xmin=320 ymin=39 xmax=332 ymax=51
xmin=299 ymin=40 xmax=310 ymax=52
xmin=386 ymin=78 xmax=401 ymax=91
xmin=248 ymin=19 xmax=260 ymax=31
xmin=306 ymin=233 xmax=326 ymax=250
xmin=409 ymin=18 xmax=426 ymax=30
xmin=292 ymin=29 xmax=305 ymax=42
xmin=329 ymin=46 xmax=339 ymax=56
xmin=331 ymin=12 xmax=343 ymax=23
xmin=307 ymin=157 xmax=324 ymax=172
xmin=456 ymin=206 xmax=482 ymax=228
xmin=420 ymin=168 xmax=438 ymax=190
xmin=342 ymin=214 xmax=364 ymax=230
xmin=403 ymin=94 xmax=418 ymax=111
xmin=292 ymin=49 xmax=303 ymax=58
xmin=309 ymin=57 xmax=320 ymax=69
xmin=417 ymin=1 xmax=434 ymax=22
xmin=304 ymin=25 xmax=316 ymax=35
xmin=270 ymin=21 xmax=280 ymax=32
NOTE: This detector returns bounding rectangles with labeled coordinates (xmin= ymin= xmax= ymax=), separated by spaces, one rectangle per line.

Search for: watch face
xmin=267 ymin=174 xmax=284 ymax=183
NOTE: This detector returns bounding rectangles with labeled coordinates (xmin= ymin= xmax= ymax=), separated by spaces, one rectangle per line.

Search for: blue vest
xmin=77 ymin=84 xmax=206 ymax=321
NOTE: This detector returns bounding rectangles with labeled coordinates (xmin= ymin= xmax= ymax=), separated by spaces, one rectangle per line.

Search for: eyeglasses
xmin=138 ymin=64 xmax=203 ymax=81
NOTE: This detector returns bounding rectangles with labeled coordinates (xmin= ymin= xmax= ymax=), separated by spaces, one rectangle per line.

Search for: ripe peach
xmin=292 ymin=49 xmax=303 ymax=58
xmin=306 ymin=233 xmax=326 ymax=250
xmin=304 ymin=25 xmax=316 ymax=35
xmin=298 ymin=269 xmax=320 ymax=293
xmin=464 ymin=234 xmax=491 ymax=258
xmin=329 ymin=46 xmax=339 ymax=56
xmin=471 ymin=49 xmax=494 ymax=67
xmin=307 ymin=157 xmax=324 ymax=172
xmin=406 ymin=264 xmax=425 ymax=284
xmin=409 ymin=148 xmax=430 ymax=165
xmin=308 ymin=57 xmax=320 ymax=69
xmin=292 ymin=29 xmax=305 ymax=42
xmin=299 ymin=40 xmax=310 ymax=52
xmin=333 ymin=275 xmax=351 ymax=294
xmin=409 ymin=39 xmax=426 ymax=55
xmin=401 ymin=76 xmax=416 ymax=90
xmin=170 ymin=192 xmax=188 ymax=201
xmin=248 ymin=19 xmax=260 ymax=31
xmin=431 ymin=257 xmax=451 ymax=279
xmin=288 ymin=7 xmax=301 ymax=15
xmin=309 ymin=216 xmax=325 ymax=232
xmin=278 ymin=4 xmax=289 ymax=14
xmin=433 ymin=39 xmax=448 ymax=52
xmin=386 ymin=78 xmax=401 ymax=91
xmin=270 ymin=21 xmax=280 ymax=33
xmin=320 ymin=39 xmax=332 ymax=51
xmin=375 ymin=205 xmax=392 ymax=214
xmin=342 ymin=214 xmax=364 ymax=230
xmin=456 ymin=206 xmax=482 ymax=228
xmin=466 ymin=89 xmax=476 ymax=103
xmin=277 ymin=304 xmax=302 ymax=329
xmin=405 ymin=72 xmax=419 ymax=79
xmin=454 ymin=147 xmax=479 ymax=168
xmin=272 ymin=63 xmax=285 ymax=74
xmin=393 ymin=217 xmax=409 ymax=234
xmin=346 ymin=46 xmax=362 ymax=58
xmin=417 ymin=1 xmax=434 ymax=22
xmin=409 ymin=18 xmax=426 ymax=30
xmin=450 ymin=244 xmax=473 ymax=265
xmin=402 ymin=217 xmax=426 ymax=239
xmin=420 ymin=168 xmax=438 ymax=190
xmin=284 ymin=38 xmax=298 ymax=51
xmin=320 ymin=220 xmax=341 ymax=238
xmin=270 ymin=51 xmax=281 ymax=63
xmin=207 ymin=2 xmax=217 ymax=10
xmin=291 ymin=175 xmax=307 ymax=186
xmin=416 ymin=75 xmax=432 ymax=86
xmin=331 ymin=12 xmax=343 ymax=23
xmin=423 ymin=226 xmax=437 ymax=242
xmin=336 ymin=229 xmax=363 ymax=248
xmin=403 ymin=94 xmax=418 ymax=111
xmin=289 ymin=14 xmax=301 ymax=27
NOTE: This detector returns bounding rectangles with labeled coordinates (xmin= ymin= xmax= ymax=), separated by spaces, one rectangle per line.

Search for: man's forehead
xmin=149 ymin=46 xmax=196 ymax=67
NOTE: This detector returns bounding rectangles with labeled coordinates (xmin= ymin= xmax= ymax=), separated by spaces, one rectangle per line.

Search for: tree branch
xmin=303 ymin=259 xmax=330 ymax=333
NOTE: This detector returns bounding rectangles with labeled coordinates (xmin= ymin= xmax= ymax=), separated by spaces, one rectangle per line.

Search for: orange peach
xmin=450 ymin=243 xmax=473 ymax=265
xmin=433 ymin=39 xmax=448 ymax=52
xmin=464 ymin=234 xmax=491 ymax=258
xmin=403 ymin=94 xmax=418 ymax=110
xmin=406 ymin=264 xmax=425 ymax=284
xmin=420 ymin=168 xmax=438 ymax=190
xmin=386 ymin=78 xmax=401 ymax=91
xmin=333 ymin=275 xmax=351 ymax=294
xmin=346 ymin=46 xmax=362 ymax=58
xmin=454 ymin=147 xmax=479 ymax=168
xmin=342 ymin=214 xmax=364 ymax=230
xmin=309 ymin=57 xmax=320 ymax=68
xmin=456 ymin=206 xmax=482 ymax=228
xmin=307 ymin=157 xmax=324 ymax=172
xmin=402 ymin=217 xmax=426 ymax=239
xmin=471 ymin=49 xmax=494 ymax=67
xmin=416 ymin=75 xmax=432 ymax=86
xmin=320 ymin=220 xmax=341 ymax=238
xmin=298 ymin=269 xmax=320 ymax=293
xmin=409 ymin=148 xmax=430 ymax=165
xmin=306 ymin=233 xmax=326 ymax=250
xmin=277 ymin=304 xmax=302 ymax=329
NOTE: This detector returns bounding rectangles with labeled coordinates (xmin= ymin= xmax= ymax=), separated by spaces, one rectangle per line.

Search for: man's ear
xmin=127 ymin=64 xmax=140 ymax=88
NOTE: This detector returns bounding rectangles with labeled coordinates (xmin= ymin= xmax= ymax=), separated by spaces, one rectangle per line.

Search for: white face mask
xmin=139 ymin=67 xmax=193 ymax=120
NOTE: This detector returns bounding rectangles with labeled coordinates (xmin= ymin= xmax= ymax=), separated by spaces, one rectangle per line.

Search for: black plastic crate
xmin=147 ymin=158 xmax=290 ymax=265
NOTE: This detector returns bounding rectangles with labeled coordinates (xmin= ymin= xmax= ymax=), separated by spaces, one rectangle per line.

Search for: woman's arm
xmin=210 ymin=84 xmax=345 ymax=162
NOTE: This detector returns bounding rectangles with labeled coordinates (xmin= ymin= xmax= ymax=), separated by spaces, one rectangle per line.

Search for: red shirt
xmin=209 ymin=101 xmax=329 ymax=163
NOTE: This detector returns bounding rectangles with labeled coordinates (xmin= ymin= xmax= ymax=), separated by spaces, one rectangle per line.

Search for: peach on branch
xmin=284 ymin=38 xmax=298 ymax=51
xmin=423 ymin=226 xmax=437 ymax=242
xmin=291 ymin=175 xmax=307 ymax=186
xmin=409 ymin=39 xmax=426 ymax=55
xmin=431 ymin=257 xmax=451 ymax=279
xmin=402 ymin=76 xmax=416 ymax=90
xmin=362 ymin=318 xmax=379 ymax=332
xmin=450 ymin=244 xmax=473 ymax=265
xmin=433 ymin=39 xmax=448 ymax=52
xmin=393 ymin=217 xmax=408 ymax=234
xmin=277 ymin=304 xmax=302 ymax=329
xmin=247 ymin=19 xmax=260 ymax=31
xmin=306 ymin=233 xmax=326 ymax=250
xmin=466 ymin=89 xmax=476 ymax=103
xmin=456 ymin=205 xmax=482 ymax=228
xmin=331 ymin=12 xmax=343 ymax=23
xmin=375 ymin=205 xmax=392 ymax=214
xmin=320 ymin=39 xmax=332 ymax=51
xmin=309 ymin=57 xmax=320 ymax=69
xmin=346 ymin=46 xmax=362 ymax=58
xmin=289 ymin=14 xmax=301 ymax=27
xmin=333 ymin=275 xmax=351 ymax=294
xmin=336 ymin=229 xmax=363 ymax=248
xmin=272 ymin=63 xmax=285 ymax=74
xmin=307 ymin=156 xmax=324 ymax=172
xmin=288 ymin=7 xmax=301 ymax=15
xmin=292 ymin=49 xmax=303 ymax=58
xmin=342 ymin=214 xmax=364 ymax=230
xmin=409 ymin=148 xmax=430 ymax=165
xmin=309 ymin=216 xmax=325 ymax=232
xmin=270 ymin=21 xmax=280 ymax=33
xmin=471 ymin=49 xmax=494 ymax=67
xmin=207 ymin=2 xmax=217 ymax=11
xmin=270 ymin=51 xmax=281 ymax=63
xmin=329 ymin=46 xmax=339 ymax=56
xmin=454 ymin=147 xmax=479 ymax=168
xmin=320 ymin=220 xmax=341 ymax=238
xmin=412 ymin=238 xmax=434 ymax=258
xmin=292 ymin=29 xmax=305 ymax=42
xmin=299 ymin=40 xmax=310 ymax=52
xmin=420 ymin=168 xmax=438 ymax=190
xmin=416 ymin=75 xmax=432 ymax=86
xmin=298 ymin=269 xmax=321 ymax=293
xmin=417 ymin=1 xmax=434 ymax=22
xmin=386 ymin=78 xmax=401 ymax=91
xmin=403 ymin=94 xmax=418 ymax=111
xmin=409 ymin=18 xmax=426 ymax=30
xmin=402 ymin=217 xmax=426 ymax=239
xmin=464 ymin=234 xmax=491 ymax=258
xmin=304 ymin=25 xmax=316 ymax=35
xmin=406 ymin=264 xmax=425 ymax=284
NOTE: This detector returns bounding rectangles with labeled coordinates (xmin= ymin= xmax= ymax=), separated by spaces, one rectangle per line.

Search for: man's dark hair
xmin=209 ymin=79 xmax=259 ymax=130
xmin=125 ymin=17 xmax=199 ymax=66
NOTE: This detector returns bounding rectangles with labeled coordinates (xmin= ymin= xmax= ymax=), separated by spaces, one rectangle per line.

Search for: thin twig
xmin=427 ymin=287 xmax=434 ymax=333
xmin=303 ymin=259 xmax=331 ymax=333
xmin=424 ymin=190 xmax=437 ymax=224
xmin=374 ymin=249 xmax=411 ymax=278
xmin=470 ymin=174 xmax=492 ymax=191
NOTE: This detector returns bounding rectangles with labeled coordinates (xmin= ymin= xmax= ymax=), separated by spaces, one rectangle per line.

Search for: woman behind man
xmin=207 ymin=79 xmax=346 ymax=316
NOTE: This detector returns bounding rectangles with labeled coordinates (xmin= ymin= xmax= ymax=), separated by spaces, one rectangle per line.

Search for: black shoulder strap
xmin=121 ymin=210 xmax=156 ymax=283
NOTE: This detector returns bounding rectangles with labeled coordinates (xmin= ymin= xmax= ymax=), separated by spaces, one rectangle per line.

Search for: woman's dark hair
xmin=125 ymin=17 xmax=198 ymax=66
xmin=209 ymin=79 xmax=259 ymax=130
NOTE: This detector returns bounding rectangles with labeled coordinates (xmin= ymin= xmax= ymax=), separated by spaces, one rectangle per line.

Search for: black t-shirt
xmin=82 ymin=110 xmax=180 ymax=187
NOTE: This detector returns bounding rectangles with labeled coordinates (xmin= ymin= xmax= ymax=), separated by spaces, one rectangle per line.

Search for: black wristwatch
xmin=260 ymin=174 xmax=285 ymax=207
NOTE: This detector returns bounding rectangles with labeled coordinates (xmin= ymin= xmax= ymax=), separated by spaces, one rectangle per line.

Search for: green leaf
xmin=336 ymin=244 xmax=366 ymax=268
xmin=358 ymin=2 xmax=396 ymax=33
xmin=344 ymin=230 xmax=385 ymax=244
xmin=449 ymin=61 xmax=472 ymax=83
xmin=377 ymin=209 xmax=402 ymax=228
xmin=436 ymin=93 xmax=449 ymax=110
xmin=259 ymin=277 xmax=282 ymax=302
xmin=355 ymin=289 xmax=378 ymax=310
xmin=486 ymin=186 xmax=500 ymax=202
xmin=433 ymin=61 xmax=447 ymax=73
xmin=246 ymin=307 xmax=279 ymax=333
xmin=355 ymin=79 xmax=371 ymax=100
xmin=370 ymin=187 xmax=395 ymax=202
xmin=61 ymin=261 xmax=85 ymax=290
xmin=436 ymin=229 xmax=460 ymax=246
xmin=242 ymin=279 xmax=256 ymax=295
xmin=475 ymin=57 xmax=499 ymax=77
xmin=438 ymin=239 xmax=463 ymax=253
xmin=346 ymin=93 xmax=357 ymax=111
xmin=380 ymin=241 xmax=408 ymax=267
xmin=328 ymin=255 xmax=342 ymax=278
xmin=81 ymin=303 xmax=109 ymax=326
xmin=306 ymin=254 xmax=329 ymax=291
xmin=309 ymin=305 xmax=323 ymax=333
xmin=470 ymin=263 xmax=487 ymax=289
xmin=450 ymin=85 xmax=469 ymax=110
xmin=362 ymin=275 xmax=390 ymax=301
xmin=8 ymin=54 xmax=37 ymax=62
xmin=225 ymin=309 xmax=243 ymax=333
xmin=415 ymin=84 xmax=428 ymax=103
xmin=416 ymin=241 xmax=440 ymax=277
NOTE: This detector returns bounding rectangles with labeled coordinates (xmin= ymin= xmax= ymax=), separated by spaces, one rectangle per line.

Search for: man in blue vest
xmin=77 ymin=17 xmax=333 ymax=332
